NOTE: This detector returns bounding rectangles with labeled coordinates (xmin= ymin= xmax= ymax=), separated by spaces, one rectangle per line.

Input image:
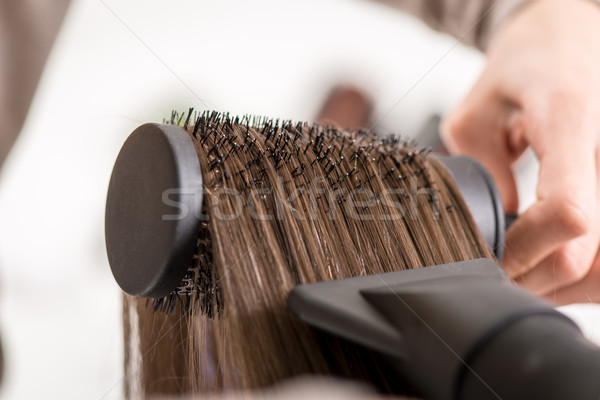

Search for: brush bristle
xmin=152 ymin=109 xmax=436 ymax=315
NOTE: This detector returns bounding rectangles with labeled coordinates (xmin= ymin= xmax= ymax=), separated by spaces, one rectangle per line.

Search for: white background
xmin=0 ymin=0 xmax=598 ymax=399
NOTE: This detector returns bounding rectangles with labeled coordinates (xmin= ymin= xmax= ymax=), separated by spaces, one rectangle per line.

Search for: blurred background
xmin=0 ymin=0 xmax=598 ymax=399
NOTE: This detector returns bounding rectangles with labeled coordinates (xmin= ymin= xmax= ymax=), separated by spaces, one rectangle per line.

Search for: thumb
xmin=441 ymin=92 xmax=524 ymax=214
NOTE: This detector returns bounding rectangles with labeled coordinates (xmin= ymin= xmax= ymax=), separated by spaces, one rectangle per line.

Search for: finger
xmin=503 ymin=100 xmax=598 ymax=278
xmin=529 ymin=150 xmax=600 ymax=303
xmin=442 ymin=91 xmax=524 ymax=213
xmin=514 ymin=228 xmax=599 ymax=295
xmin=546 ymin=246 xmax=600 ymax=305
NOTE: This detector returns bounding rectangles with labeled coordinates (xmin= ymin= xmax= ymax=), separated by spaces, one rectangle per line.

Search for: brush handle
xmin=504 ymin=212 xmax=518 ymax=230
xmin=435 ymin=155 xmax=506 ymax=260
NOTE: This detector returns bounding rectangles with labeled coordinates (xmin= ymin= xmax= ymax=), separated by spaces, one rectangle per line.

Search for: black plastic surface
xmin=105 ymin=123 xmax=203 ymax=298
xmin=459 ymin=315 xmax=600 ymax=400
xmin=288 ymin=259 xmax=600 ymax=400
xmin=435 ymin=155 xmax=505 ymax=260
xmin=287 ymin=259 xmax=506 ymax=364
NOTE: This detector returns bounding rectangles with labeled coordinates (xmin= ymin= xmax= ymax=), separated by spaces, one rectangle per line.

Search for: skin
xmin=441 ymin=0 xmax=600 ymax=304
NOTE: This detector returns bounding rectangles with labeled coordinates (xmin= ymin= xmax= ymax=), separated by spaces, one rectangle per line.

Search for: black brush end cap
xmin=105 ymin=123 xmax=203 ymax=298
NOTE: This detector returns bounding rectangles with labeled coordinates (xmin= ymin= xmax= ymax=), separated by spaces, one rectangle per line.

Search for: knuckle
xmin=554 ymin=248 xmax=588 ymax=283
xmin=551 ymin=199 xmax=591 ymax=238
xmin=543 ymin=84 xmax=592 ymax=116
xmin=503 ymin=250 xmax=528 ymax=277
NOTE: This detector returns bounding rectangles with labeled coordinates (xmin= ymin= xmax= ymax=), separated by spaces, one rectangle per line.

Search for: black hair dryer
xmin=288 ymin=154 xmax=600 ymax=400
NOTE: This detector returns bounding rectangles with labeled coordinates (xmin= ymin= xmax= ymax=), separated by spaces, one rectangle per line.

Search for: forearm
xmin=376 ymin=0 xmax=530 ymax=50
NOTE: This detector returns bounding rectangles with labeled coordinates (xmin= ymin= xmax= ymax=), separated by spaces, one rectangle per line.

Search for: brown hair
xmin=122 ymin=111 xmax=493 ymax=398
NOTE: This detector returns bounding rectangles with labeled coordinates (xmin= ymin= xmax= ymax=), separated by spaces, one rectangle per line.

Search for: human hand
xmin=441 ymin=0 xmax=600 ymax=304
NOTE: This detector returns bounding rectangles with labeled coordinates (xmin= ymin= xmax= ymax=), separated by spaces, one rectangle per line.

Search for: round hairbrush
xmin=105 ymin=121 xmax=509 ymax=303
